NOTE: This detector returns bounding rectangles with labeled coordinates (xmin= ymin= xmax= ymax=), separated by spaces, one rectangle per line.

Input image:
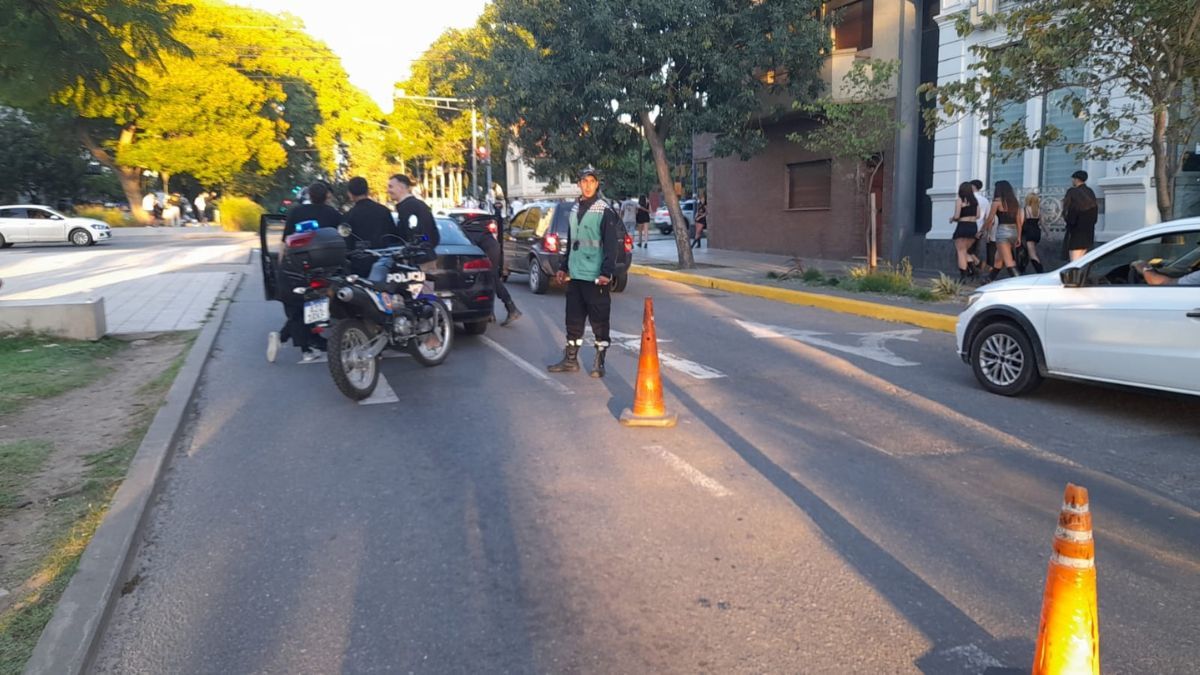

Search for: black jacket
xmin=559 ymin=196 xmax=622 ymax=279
xmin=346 ymin=198 xmax=399 ymax=248
xmin=394 ymin=196 xmax=440 ymax=248
xmin=283 ymin=203 xmax=342 ymax=239
xmin=1063 ymin=185 xmax=1098 ymax=229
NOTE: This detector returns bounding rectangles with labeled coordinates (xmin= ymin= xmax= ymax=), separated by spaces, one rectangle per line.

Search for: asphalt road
xmin=93 ymin=264 xmax=1200 ymax=674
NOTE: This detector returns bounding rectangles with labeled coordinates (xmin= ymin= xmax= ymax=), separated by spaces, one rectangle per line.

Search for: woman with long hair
xmin=984 ymin=180 xmax=1024 ymax=281
xmin=692 ymin=198 xmax=707 ymax=248
xmin=949 ymin=181 xmax=980 ymax=281
xmin=1020 ymin=192 xmax=1045 ymax=274
xmin=635 ymin=195 xmax=651 ymax=248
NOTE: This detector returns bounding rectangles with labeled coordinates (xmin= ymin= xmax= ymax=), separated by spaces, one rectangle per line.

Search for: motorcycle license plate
xmin=303 ymin=298 xmax=330 ymax=324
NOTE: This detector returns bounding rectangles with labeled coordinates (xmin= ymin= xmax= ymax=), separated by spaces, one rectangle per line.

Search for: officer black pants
xmin=565 ymin=279 xmax=610 ymax=344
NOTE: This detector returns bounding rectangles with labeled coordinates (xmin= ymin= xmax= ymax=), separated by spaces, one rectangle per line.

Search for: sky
xmin=235 ymin=0 xmax=489 ymax=111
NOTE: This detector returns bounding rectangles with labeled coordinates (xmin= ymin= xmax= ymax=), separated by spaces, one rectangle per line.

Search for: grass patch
xmin=0 ymin=335 xmax=124 ymax=417
xmin=767 ymin=258 xmax=959 ymax=304
xmin=0 ymin=339 xmax=190 ymax=673
xmin=0 ymin=441 xmax=54 ymax=512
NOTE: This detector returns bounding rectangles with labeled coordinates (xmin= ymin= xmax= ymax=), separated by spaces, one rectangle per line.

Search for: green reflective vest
xmin=568 ymin=201 xmax=605 ymax=281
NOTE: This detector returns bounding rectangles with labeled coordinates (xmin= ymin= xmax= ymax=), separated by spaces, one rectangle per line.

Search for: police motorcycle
xmin=292 ymin=224 xmax=453 ymax=401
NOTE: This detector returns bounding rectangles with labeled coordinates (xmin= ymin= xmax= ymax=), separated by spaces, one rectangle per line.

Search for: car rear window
xmin=435 ymin=217 xmax=474 ymax=246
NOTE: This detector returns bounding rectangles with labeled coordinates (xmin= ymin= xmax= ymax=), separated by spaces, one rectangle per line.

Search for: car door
xmin=0 ymin=207 xmax=29 ymax=242
xmin=1043 ymin=228 xmax=1200 ymax=394
xmin=513 ymin=207 xmax=542 ymax=270
xmin=26 ymin=207 xmax=66 ymax=242
xmin=504 ymin=209 xmax=530 ymax=272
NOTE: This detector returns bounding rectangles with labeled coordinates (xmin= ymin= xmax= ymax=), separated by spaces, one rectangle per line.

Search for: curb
xmin=629 ymin=265 xmax=958 ymax=334
xmin=23 ymin=271 xmax=243 ymax=675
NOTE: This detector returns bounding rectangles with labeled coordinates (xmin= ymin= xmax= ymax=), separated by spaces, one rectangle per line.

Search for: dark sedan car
xmin=503 ymin=201 xmax=633 ymax=294
xmin=259 ymin=214 xmax=496 ymax=335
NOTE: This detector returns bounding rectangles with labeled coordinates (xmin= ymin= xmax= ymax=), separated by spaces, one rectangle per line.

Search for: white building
xmin=504 ymin=145 xmax=580 ymax=202
xmin=926 ymin=0 xmax=1160 ymax=259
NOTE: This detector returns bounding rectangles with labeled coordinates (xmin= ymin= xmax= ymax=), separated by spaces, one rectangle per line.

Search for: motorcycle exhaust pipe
xmin=336 ymin=287 xmax=355 ymax=302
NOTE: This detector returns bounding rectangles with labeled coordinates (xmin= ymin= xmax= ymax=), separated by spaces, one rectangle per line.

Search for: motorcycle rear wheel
xmin=328 ymin=318 xmax=380 ymax=400
xmin=409 ymin=300 xmax=454 ymax=366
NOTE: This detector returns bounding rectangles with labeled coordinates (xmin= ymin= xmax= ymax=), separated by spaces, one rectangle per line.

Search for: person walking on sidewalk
xmin=1062 ymin=170 xmax=1098 ymax=261
xmin=547 ymin=166 xmax=622 ymax=378
xmin=983 ymin=180 xmax=1024 ymax=281
xmin=1019 ymin=192 xmax=1045 ymax=274
xmin=950 ymin=181 xmax=980 ymax=281
xmin=691 ymin=198 xmax=708 ymax=248
xmin=620 ymin=195 xmax=638 ymax=240
xmin=635 ymin=195 xmax=651 ymax=248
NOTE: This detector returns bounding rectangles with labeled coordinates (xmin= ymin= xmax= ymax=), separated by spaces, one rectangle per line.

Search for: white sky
xmin=234 ymin=0 xmax=489 ymax=111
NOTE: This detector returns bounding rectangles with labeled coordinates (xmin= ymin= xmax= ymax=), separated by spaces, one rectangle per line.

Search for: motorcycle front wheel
xmin=327 ymin=318 xmax=380 ymax=400
xmin=409 ymin=300 xmax=453 ymax=367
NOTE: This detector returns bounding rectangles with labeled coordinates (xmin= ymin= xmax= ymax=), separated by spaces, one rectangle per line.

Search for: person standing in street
xmin=461 ymin=214 xmax=522 ymax=326
xmin=269 ymin=182 xmax=343 ymax=363
xmin=547 ymin=166 xmax=622 ymax=378
xmin=344 ymin=176 xmax=398 ymax=248
xmin=388 ymin=174 xmax=440 ymax=248
xmin=635 ymin=195 xmax=651 ymax=248
xmin=1062 ymin=170 xmax=1098 ymax=261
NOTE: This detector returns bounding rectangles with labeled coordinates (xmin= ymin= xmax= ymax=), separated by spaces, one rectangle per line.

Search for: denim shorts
xmin=995 ymin=224 xmax=1018 ymax=244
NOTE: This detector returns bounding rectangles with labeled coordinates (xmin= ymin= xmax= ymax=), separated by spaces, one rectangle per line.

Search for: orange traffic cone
xmin=619 ymin=297 xmax=677 ymax=428
xmin=1032 ymin=483 xmax=1099 ymax=675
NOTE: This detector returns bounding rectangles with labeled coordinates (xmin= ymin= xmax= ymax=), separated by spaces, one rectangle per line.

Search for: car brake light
xmin=463 ymin=258 xmax=492 ymax=271
xmin=544 ymin=233 xmax=559 ymax=253
xmin=487 ymin=222 xmax=498 ymax=237
xmin=624 ymin=233 xmax=633 ymax=253
xmin=286 ymin=232 xmax=315 ymax=248
xmin=308 ymin=279 xmax=328 ymax=289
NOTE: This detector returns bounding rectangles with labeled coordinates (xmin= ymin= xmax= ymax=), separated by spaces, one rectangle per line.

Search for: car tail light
xmin=474 ymin=294 xmax=491 ymax=302
xmin=308 ymin=279 xmax=328 ymax=289
xmin=463 ymin=258 xmax=492 ymax=271
xmin=544 ymin=233 xmax=560 ymax=253
xmin=487 ymin=222 xmax=498 ymax=238
xmin=286 ymin=232 xmax=315 ymax=248
xmin=624 ymin=233 xmax=633 ymax=253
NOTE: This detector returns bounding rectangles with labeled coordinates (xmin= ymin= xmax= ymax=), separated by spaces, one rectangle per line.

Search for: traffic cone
xmin=620 ymin=297 xmax=677 ymax=428
xmin=1032 ymin=483 xmax=1099 ymax=675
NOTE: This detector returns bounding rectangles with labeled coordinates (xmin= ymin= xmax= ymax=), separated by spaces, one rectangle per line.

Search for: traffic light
xmin=475 ymin=145 xmax=490 ymax=161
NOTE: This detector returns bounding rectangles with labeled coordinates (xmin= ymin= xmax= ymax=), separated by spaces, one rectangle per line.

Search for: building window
xmin=831 ymin=0 xmax=873 ymax=51
xmin=786 ymin=160 xmax=832 ymax=210
xmin=988 ymin=100 xmax=1027 ymax=189
xmin=1040 ymin=87 xmax=1087 ymax=188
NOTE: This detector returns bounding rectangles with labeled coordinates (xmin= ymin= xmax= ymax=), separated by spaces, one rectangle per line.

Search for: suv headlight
xmin=965 ymin=292 xmax=983 ymax=310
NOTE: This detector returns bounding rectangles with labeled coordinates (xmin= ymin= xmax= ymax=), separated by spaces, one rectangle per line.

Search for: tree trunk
xmin=1152 ymin=107 xmax=1173 ymax=223
xmin=161 ymin=170 xmax=170 ymax=194
xmin=77 ymin=122 xmax=151 ymax=224
xmin=640 ymin=111 xmax=694 ymax=268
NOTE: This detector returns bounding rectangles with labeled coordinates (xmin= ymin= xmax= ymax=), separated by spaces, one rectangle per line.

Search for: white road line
xmin=606 ymin=329 xmax=726 ymax=380
xmin=735 ymin=319 xmax=921 ymax=367
xmin=481 ymin=336 xmax=575 ymax=395
xmin=359 ymin=373 xmax=399 ymax=405
xmin=644 ymin=445 xmax=732 ymax=498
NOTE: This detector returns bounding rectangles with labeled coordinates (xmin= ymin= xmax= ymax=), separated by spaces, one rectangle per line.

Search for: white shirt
xmin=974 ymin=191 xmax=992 ymax=240
xmin=1178 ymin=269 xmax=1200 ymax=286
xmin=620 ymin=199 xmax=638 ymax=225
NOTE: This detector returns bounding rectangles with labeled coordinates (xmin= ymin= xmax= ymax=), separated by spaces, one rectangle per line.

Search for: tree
xmin=922 ymin=0 xmax=1200 ymax=222
xmin=459 ymin=0 xmax=829 ymax=268
xmin=0 ymin=107 xmax=90 ymax=203
xmin=793 ymin=59 xmax=901 ymax=270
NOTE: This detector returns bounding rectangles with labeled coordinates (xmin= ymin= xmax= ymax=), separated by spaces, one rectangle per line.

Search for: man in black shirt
xmin=345 ymin=176 xmax=398 ymax=248
xmin=1062 ymin=170 xmax=1099 ymax=261
xmin=282 ymin=181 xmax=341 ymax=239
xmin=387 ymin=174 xmax=440 ymax=248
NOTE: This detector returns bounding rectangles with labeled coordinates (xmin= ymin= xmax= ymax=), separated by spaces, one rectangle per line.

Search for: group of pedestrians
xmin=950 ymin=170 xmax=1097 ymax=283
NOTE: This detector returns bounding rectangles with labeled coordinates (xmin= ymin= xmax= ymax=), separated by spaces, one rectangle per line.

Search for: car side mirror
xmin=1060 ymin=267 xmax=1086 ymax=287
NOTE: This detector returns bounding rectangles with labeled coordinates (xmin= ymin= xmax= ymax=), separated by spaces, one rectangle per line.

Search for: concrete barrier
xmin=0 ymin=296 xmax=106 ymax=340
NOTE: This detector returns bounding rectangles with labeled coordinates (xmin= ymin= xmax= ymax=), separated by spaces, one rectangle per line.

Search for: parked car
xmin=957 ymin=219 xmax=1200 ymax=397
xmin=258 ymin=214 xmax=496 ymax=335
xmin=0 ymin=204 xmax=112 ymax=247
xmin=438 ymin=208 xmax=498 ymax=237
xmin=653 ymin=199 xmax=697 ymax=235
xmin=504 ymin=201 xmax=633 ymax=294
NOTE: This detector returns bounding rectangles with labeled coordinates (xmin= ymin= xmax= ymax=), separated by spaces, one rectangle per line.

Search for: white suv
xmin=957 ymin=220 xmax=1200 ymax=397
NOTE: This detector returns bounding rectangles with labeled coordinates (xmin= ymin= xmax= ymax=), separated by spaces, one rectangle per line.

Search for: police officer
xmin=547 ymin=166 xmax=622 ymax=378
xmin=387 ymin=174 xmax=440 ymax=248
xmin=345 ymin=176 xmax=399 ymax=248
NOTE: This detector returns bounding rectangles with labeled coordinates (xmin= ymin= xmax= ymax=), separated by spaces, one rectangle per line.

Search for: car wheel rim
xmin=341 ymin=327 xmax=374 ymax=388
xmin=416 ymin=305 xmax=450 ymax=360
xmin=73 ymin=232 xmax=88 ymax=245
xmin=979 ymin=334 xmax=1024 ymax=387
xmin=529 ymin=264 xmax=540 ymax=290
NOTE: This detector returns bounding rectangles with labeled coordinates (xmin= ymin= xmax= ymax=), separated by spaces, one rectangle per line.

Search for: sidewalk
xmin=632 ymin=238 xmax=967 ymax=319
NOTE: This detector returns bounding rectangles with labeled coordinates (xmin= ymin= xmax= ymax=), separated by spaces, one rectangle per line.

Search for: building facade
xmin=504 ymin=145 xmax=580 ymax=202
xmin=924 ymin=0 xmax=1164 ymax=266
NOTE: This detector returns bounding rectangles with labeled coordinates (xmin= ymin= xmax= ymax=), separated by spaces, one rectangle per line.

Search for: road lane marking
xmin=605 ymin=329 xmax=726 ymax=380
xmin=481 ymin=336 xmax=575 ymax=395
xmin=645 ymin=445 xmax=732 ymax=498
xmin=735 ymin=319 xmax=921 ymax=367
xmin=359 ymin=373 xmax=399 ymax=405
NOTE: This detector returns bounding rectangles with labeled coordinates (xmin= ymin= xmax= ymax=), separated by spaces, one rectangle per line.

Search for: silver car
xmin=0 ymin=205 xmax=112 ymax=248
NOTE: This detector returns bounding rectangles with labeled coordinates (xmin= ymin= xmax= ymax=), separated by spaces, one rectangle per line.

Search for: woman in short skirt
xmin=950 ymin=181 xmax=980 ymax=281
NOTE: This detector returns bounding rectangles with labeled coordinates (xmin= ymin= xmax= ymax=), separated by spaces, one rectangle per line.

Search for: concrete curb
xmin=23 ymin=271 xmax=243 ymax=675
xmin=629 ymin=264 xmax=958 ymax=334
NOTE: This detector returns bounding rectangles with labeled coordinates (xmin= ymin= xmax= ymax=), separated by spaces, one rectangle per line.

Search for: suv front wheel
xmin=970 ymin=322 xmax=1043 ymax=396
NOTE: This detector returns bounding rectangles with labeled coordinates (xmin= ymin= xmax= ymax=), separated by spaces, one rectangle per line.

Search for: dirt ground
xmin=0 ymin=335 xmax=189 ymax=606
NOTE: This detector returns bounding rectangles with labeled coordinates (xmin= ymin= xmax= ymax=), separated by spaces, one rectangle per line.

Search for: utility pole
xmin=471 ymin=107 xmax=478 ymax=202
xmin=484 ymin=109 xmax=493 ymax=202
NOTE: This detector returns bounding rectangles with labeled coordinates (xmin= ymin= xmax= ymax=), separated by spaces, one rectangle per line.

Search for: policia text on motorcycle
xmin=547 ymin=166 xmax=622 ymax=378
